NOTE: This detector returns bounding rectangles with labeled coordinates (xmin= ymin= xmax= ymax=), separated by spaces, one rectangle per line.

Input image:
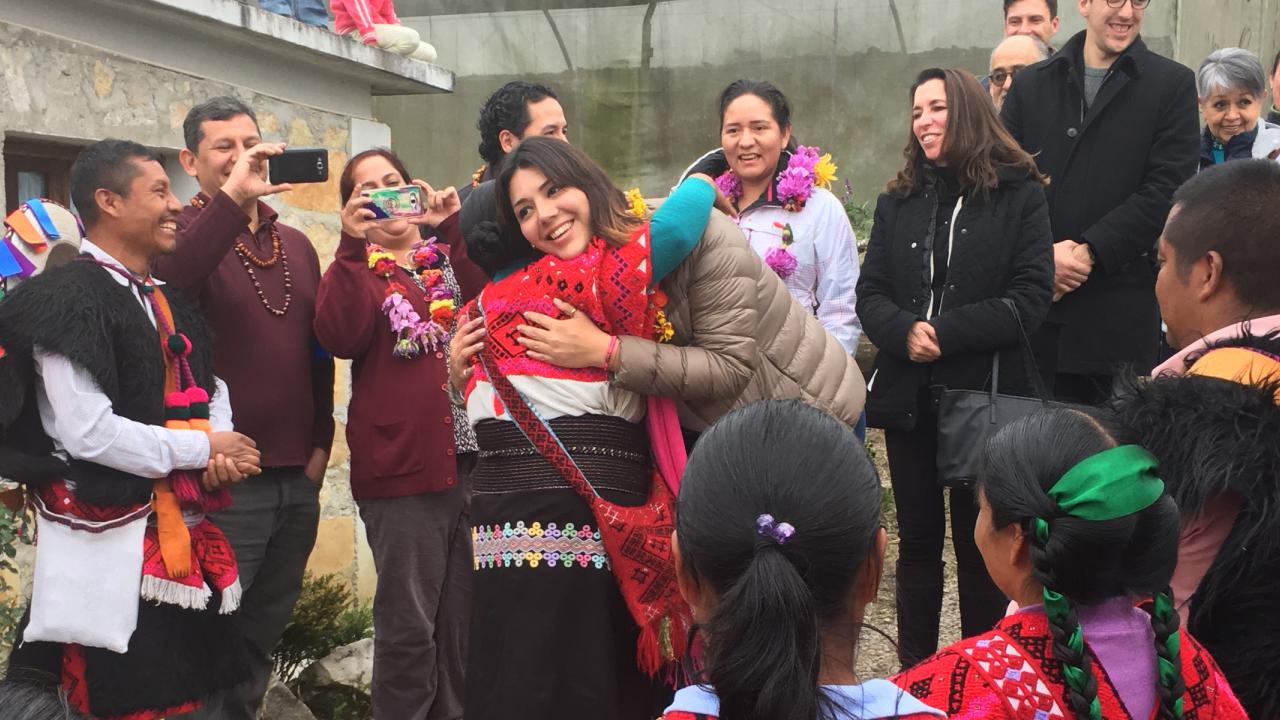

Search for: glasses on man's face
xmin=989 ymin=66 xmax=1027 ymax=86
xmin=1105 ymin=0 xmax=1151 ymax=8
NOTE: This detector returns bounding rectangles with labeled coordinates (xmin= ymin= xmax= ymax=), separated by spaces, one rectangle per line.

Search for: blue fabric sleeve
xmin=649 ymin=177 xmax=715 ymax=283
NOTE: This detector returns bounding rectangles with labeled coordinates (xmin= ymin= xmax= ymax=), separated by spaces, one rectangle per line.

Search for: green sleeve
xmin=649 ymin=177 xmax=715 ymax=283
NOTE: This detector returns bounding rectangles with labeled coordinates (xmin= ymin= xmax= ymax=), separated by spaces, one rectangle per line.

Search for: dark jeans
xmin=884 ymin=394 xmax=1006 ymax=668
xmin=182 ymin=467 xmax=321 ymax=719
xmin=356 ymin=459 xmax=473 ymax=720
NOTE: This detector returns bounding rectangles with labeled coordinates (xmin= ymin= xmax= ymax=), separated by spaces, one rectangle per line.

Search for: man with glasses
xmin=988 ymin=34 xmax=1052 ymax=109
xmin=1000 ymin=0 xmax=1199 ymax=404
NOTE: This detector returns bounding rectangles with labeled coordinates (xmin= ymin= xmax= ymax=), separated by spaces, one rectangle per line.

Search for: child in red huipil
xmin=331 ymin=0 xmax=436 ymax=62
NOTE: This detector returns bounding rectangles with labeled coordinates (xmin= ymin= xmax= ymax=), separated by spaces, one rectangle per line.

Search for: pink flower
xmin=714 ymin=171 xmax=742 ymax=199
xmin=765 ymin=246 xmax=798 ymax=279
xmin=790 ymin=145 xmax=820 ymax=174
xmin=776 ymin=166 xmax=815 ymax=210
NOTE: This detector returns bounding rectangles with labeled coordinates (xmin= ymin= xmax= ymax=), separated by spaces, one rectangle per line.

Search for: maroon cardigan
xmin=155 ymin=191 xmax=335 ymax=468
xmin=314 ymin=231 xmax=459 ymax=500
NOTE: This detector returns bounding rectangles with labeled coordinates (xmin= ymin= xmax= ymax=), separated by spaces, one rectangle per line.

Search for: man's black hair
xmin=1166 ymin=159 xmax=1280 ymax=313
xmin=182 ymin=96 xmax=259 ymax=153
xmin=476 ymin=81 xmax=558 ymax=167
xmin=1003 ymin=0 xmax=1058 ymax=16
xmin=70 ymin=139 xmax=162 ymax=227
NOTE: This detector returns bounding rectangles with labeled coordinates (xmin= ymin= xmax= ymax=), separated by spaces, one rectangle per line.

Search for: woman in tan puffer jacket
xmin=612 ymin=209 xmax=865 ymax=430
xmin=454 ymin=142 xmax=864 ymax=431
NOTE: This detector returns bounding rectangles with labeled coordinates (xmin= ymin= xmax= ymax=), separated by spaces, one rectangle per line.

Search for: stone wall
xmin=0 ymin=18 xmax=379 ymax=600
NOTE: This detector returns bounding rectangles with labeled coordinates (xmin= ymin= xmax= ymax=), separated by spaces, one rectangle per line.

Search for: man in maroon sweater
xmin=155 ymin=96 xmax=335 ymax=720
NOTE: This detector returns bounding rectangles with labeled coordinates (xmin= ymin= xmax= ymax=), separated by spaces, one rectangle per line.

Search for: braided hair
xmin=980 ymin=407 xmax=1185 ymax=720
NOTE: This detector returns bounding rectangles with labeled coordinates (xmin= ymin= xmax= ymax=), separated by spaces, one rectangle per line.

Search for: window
xmin=4 ymin=137 xmax=80 ymax=215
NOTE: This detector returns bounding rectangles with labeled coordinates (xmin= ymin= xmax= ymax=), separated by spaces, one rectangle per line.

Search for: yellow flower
xmin=653 ymin=309 xmax=675 ymax=343
xmin=366 ymin=248 xmax=395 ymax=270
xmin=814 ymin=153 xmax=838 ymax=190
xmin=626 ymin=188 xmax=648 ymax=219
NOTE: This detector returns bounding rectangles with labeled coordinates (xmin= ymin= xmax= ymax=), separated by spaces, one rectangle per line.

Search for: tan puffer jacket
xmin=611 ymin=210 xmax=866 ymax=428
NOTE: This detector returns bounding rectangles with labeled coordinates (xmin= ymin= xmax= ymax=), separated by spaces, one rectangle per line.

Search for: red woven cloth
xmin=467 ymin=225 xmax=691 ymax=675
xmin=466 ymin=226 xmax=654 ymax=389
xmin=892 ymin=610 xmax=1248 ymax=719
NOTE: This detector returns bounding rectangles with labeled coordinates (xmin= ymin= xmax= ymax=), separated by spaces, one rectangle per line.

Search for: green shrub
xmin=0 ymin=499 xmax=34 ymax=666
xmin=272 ymin=572 xmax=373 ymax=682
xmin=840 ymin=179 xmax=874 ymax=253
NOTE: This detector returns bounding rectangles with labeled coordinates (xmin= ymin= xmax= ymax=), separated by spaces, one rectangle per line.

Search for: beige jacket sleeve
xmin=610 ymin=214 xmax=757 ymax=402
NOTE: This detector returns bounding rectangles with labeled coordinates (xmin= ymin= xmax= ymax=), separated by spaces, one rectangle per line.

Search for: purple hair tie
xmin=755 ymin=514 xmax=796 ymax=545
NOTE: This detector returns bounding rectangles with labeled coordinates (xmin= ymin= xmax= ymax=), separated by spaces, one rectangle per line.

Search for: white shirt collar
xmin=80 ymin=238 xmax=164 ymax=287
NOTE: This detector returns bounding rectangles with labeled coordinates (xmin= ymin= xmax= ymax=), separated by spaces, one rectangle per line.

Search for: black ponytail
xmin=677 ymin=400 xmax=882 ymax=720
xmin=980 ymin=407 xmax=1184 ymax=720
xmin=705 ymin=546 xmax=822 ymax=720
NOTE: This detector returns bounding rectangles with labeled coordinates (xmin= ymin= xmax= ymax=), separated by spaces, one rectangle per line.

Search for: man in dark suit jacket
xmin=1001 ymin=0 xmax=1199 ymax=403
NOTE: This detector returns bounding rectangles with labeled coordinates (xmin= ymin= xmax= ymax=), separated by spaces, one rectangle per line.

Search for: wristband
xmin=603 ymin=336 xmax=620 ymax=370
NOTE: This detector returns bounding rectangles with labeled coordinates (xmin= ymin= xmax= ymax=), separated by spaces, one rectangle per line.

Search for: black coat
xmin=856 ymin=166 xmax=1054 ymax=431
xmin=1001 ymin=31 xmax=1200 ymax=375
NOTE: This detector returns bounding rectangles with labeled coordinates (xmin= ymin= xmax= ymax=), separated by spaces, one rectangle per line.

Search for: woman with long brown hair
xmin=855 ymin=67 xmax=1054 ymax=666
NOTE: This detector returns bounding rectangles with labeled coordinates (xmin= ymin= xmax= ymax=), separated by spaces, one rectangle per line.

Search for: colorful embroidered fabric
xmin=476 ymin=312 xmax=692 ymax=678
xmin=893 ymin=610 xmax=1248 ymax=719
xmin=464 ymin=224 xmax=653 ymax=391
xmin=472 ymin=521 xmax=609 ymax=570
xmin=35 ymin=480 xmax=240 ymax=613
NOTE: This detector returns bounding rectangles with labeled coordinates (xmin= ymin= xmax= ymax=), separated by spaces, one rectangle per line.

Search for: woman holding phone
xmin=313 ymin=148 xmax=476 ymax=720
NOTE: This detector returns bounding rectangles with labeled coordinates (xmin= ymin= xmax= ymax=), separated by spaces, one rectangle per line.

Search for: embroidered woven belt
xmin=471 ymin=415 xmax=651 ymax=497
xmin=473 ymin=520 xmax=610 ymax=571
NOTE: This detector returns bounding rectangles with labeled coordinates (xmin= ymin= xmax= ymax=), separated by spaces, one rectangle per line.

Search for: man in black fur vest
xmin=0 ymin=139 xmax=262 ymax=719
xmin=1108 ymin=159 xmax=1280 ymax=719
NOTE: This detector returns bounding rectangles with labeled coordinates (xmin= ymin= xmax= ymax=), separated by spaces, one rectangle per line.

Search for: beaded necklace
xmin=190 ymin=194 xmax=292 ymax=316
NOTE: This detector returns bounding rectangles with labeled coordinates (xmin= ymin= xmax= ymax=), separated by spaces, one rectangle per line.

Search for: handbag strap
xmin=992 ymin=298 xmax=1050 ymax=402
xmin=474 ymin=296 xmax=603 ymax=502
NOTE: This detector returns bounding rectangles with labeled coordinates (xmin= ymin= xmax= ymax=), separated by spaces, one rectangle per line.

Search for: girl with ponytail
xmin=894 ymin=407 xmax=1247 ymax=720
xmin=664 ymin=400 xmax=945 ymax=720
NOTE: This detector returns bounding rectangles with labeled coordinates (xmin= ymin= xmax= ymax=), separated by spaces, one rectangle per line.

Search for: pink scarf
xmin=1152 ymin=313 xmax=1280 ymax=376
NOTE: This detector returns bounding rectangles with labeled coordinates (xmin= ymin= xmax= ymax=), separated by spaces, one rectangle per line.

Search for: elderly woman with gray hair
xmin=1197 ymin=47 xmax=1280 ymax=167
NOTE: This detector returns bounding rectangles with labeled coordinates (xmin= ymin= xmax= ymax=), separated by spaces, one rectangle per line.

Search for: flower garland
xmin=367 ymin=236 xmax=456 ymax=359
xmin=714 ymin=145 xmax=838 ymax=280
xmin=625 ymin=188 xmax=674 ymax=344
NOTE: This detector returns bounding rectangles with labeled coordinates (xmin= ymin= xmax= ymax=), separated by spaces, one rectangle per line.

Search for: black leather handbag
xmin=936 ymin=299 xmax=1056 ymax=488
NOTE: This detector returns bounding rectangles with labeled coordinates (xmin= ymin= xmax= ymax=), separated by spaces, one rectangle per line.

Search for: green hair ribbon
xmin=1035 ymin=444 xmax=1167 ymax=720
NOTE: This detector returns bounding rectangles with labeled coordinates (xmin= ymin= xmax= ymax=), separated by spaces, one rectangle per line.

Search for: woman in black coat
xmin=856 ymin=67 xmax=1054 ymax=668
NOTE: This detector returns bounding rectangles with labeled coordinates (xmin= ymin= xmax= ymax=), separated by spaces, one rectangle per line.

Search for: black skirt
xmin=464 ymin=415 xmax=666 ymax=720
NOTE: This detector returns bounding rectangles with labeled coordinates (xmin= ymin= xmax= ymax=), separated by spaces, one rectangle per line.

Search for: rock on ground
xmin=297 ymin=637 xmax=374 ymax=690
xmin=262 ymin=675 xmax=317 ymax=720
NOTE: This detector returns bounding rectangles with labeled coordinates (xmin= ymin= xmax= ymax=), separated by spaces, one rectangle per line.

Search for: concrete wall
xmin=374 ymin=0 xmax=1276 ymax=202
xmin=0 ymin=17 xmax=388 ymax=600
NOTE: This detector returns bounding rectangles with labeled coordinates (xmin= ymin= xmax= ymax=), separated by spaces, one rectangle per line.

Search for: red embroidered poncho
xmin=892 ymin=611 xmax=1247 ymax=719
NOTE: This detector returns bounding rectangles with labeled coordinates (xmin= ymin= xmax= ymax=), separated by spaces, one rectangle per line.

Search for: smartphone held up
xmin=362 ymin=185 xmax=425 ymax=220
xmin=268 ymin=148 xmax=329 ymax=185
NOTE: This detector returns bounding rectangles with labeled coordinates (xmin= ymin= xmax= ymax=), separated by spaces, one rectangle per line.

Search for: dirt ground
xmin=854 ymin=429 xmax=963 ymax=679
